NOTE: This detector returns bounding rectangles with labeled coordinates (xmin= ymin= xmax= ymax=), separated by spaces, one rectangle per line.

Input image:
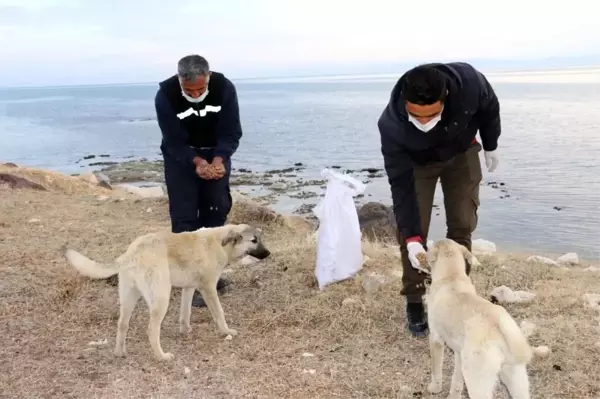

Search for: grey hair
xmin=177 ymin=55 xmax=210 ymax=81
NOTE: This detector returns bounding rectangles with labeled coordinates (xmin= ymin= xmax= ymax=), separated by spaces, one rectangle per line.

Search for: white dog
xmin=65 ymin=224 xmax=270 ymax=361
xmin=424 ymin=238 xmax=544 ymax=399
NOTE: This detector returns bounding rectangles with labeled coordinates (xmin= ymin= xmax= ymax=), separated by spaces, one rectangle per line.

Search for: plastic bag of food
xmin=313 ymin=168 xmax=366 ymax=289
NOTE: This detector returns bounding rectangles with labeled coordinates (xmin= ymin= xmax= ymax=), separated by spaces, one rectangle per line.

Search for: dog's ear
xmin=221 ymin=230 xmax=243 ymax=247
xmin=426 ymin=243 xmax=439 ymax=267
xmin=459 ymin=244 xmax=481 ymax=274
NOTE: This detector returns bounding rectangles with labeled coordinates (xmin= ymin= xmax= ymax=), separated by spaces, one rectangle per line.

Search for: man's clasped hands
xmin=193 ymin=156 xmax=226 ymax=180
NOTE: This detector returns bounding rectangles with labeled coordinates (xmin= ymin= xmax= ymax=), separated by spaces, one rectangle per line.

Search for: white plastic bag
xmin=313 ymin=168 xmax=366 ymax=290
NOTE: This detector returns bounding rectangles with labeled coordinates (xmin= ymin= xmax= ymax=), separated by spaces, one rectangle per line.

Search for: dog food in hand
xmin=416 ymin=253 xmax=427 ymax=267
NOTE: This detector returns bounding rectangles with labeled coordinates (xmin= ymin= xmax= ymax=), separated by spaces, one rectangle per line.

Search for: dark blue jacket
xmin=377 ymin=62 xmax=501 ymax=241
xmin=155 ymin=72 xmax=242 ymax=166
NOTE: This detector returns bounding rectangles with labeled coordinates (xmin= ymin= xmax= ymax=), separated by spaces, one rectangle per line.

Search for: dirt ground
xmin=1 ymin=165 xmax=599 ymax=399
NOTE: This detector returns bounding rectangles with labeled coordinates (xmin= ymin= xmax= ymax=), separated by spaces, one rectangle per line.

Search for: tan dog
xmin=424 ymin=239 xmax=543 ymax=399
xmin=64 ymin=224 xmax=270 ymax=361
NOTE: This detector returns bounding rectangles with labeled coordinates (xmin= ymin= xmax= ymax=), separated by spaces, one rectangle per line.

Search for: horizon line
xmin=1 ymin=62 xmax=600 ymax=91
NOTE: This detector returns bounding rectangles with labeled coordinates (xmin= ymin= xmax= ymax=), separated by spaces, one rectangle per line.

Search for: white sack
xmin=313 ymin=168 xmax=366 ymax=289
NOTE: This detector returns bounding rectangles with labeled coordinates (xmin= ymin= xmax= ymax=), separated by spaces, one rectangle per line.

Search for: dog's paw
xmin=114 ymin=348 xmax=127 ymax=357
xmin=427 ymin=381 xmax=442 ymax=394
xmin=222 ymin=328 xmax=238 ymax=336
xmin=179 ymin=324 xmax=192 ymax=334
xmin=159 ymin=352 xmax=175 ymax=361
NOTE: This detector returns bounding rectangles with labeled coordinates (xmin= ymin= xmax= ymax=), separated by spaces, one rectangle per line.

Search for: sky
xmin=0 ymin=0 xmax=598 ymax=86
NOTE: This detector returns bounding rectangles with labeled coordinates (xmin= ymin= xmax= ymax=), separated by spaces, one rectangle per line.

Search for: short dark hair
xmin=177 ymin=54 xmax=210 ymax=81
xmin=401 ymin=65 xmax=447 ymax=105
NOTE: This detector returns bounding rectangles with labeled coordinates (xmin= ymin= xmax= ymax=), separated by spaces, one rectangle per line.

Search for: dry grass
xmin=0 ymin=164 xmax=116 ymax=196
xmin=0 ymin=167 xmax=599 ymax=399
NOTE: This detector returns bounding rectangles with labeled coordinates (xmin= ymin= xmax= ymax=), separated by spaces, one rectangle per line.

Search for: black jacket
xmin=377 ymin=62 xmax=501 ymax=241
xmin=155 ymin=71 xmax=242 ymax=166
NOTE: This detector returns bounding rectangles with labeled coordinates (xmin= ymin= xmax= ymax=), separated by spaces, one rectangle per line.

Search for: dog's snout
xmin=248 ymin=245 xmax=271 ymax=260
xmin=257 ymin=248 xmax=270 ymax=259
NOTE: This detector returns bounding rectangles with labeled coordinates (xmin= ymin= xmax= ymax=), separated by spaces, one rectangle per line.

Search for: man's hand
xmin=484 ymin=150 xmax=499 ymax=172
xmin=193 ymin=157 xmax=212 ymax=179
xmin=407 ymin=241 xmax=427 ymax=270
xmin=193 ymin=156 xmax=226 ymax=180
xmin=210 ymin=156 xmax=226 ymax=179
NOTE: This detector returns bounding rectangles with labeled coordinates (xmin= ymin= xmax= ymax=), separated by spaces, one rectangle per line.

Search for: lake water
xmin=1 ymin=67 xmax=599 ymax=259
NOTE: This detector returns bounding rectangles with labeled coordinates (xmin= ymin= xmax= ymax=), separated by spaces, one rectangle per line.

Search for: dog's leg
xmin=447 ymin=350 xmax=464 ymax=399
xmin=179 ymin=287 xmax=195 ymax=334
xmin=147 ymin=295 xmax=173 ymax=361
xmin=427 ymin=332 xmax=445 ymax=394
xmin=197 ymin=283 xmax=237 ymax=336
xmin=462 ymin=370 xmax=497 ymax=399
xmin=114 ymin=276 xmax=141 ymax=357
xmin=461 ymin=348 xmax=501 ymax=399
xmin=500 ymin=364 xmax=531 ymax=399
xmin=140 ymin=277 xmax=174 ymax=361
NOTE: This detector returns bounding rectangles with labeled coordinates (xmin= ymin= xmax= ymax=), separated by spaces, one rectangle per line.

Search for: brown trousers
xmin=398 ymin=142 xmax=483 ymax=303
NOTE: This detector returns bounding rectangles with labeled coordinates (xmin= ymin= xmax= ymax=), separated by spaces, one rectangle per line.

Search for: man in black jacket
xmin=378 ymin=62 xmax=501 ymax=337
xmin=155 ymin=54 xmax=243 ymax=307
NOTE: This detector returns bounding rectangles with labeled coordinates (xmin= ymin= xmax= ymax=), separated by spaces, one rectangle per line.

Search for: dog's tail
xmin=65 ymin=249 xmax=120 ymax=279
xmin=496 ymin=309 xmax=534 ymax=364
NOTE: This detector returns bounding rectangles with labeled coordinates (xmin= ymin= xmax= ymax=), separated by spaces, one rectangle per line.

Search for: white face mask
xmin=408 ymin=107 xmax=444 ymax=133
xmin=180 ymin=75 xmax=210 ymax=103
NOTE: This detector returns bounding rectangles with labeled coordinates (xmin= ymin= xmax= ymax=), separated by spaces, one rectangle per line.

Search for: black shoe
xmin=191 ymin=278 xmax=232 ymax=308
xmin=406 ymin=302 xmax=428 ymax=337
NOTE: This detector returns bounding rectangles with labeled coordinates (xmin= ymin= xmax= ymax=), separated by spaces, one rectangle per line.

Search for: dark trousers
xmin=398 ymin=142 xmax=483 ymax=303
xmin=163 ymin=150 xmax=233 ymax=233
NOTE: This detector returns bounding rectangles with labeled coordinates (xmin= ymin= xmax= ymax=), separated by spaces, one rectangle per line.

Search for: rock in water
xmin=0 ymin=173 xmax=47 ymax=190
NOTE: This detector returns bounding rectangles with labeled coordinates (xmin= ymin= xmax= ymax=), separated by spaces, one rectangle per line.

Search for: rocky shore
xmin=56 ymin=151 xmax=528 ymax=244
xmin=66 ymin=157 xmax=397 ymax=241
xmin=69 ymin=152 xmax=521 ymax=217
xmin=69 ymin=156 xmax=388 ymax=217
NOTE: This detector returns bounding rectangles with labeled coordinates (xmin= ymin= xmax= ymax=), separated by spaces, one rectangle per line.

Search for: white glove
xmin=407 ymin=242 xmax=427 ymax=269
xmin=484 ymin=150 xmax=499 ymax=172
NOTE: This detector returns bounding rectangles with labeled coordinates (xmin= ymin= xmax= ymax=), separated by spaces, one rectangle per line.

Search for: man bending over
xmin=378 ymin=62 xmax=501 ymax=337
xmin=155 ymin=54 xmax=243 ymax=307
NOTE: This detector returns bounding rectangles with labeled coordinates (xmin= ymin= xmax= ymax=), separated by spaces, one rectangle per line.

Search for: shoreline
xmin=68 ymin=153 xmax=516 ymax=218
xmin=2 ymin=159 xmax=598 ymax=266
xmin=73 ymin=155 xmax=389 ymax=219
xmin=5 ymin=153 xmax=599 ymax=261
